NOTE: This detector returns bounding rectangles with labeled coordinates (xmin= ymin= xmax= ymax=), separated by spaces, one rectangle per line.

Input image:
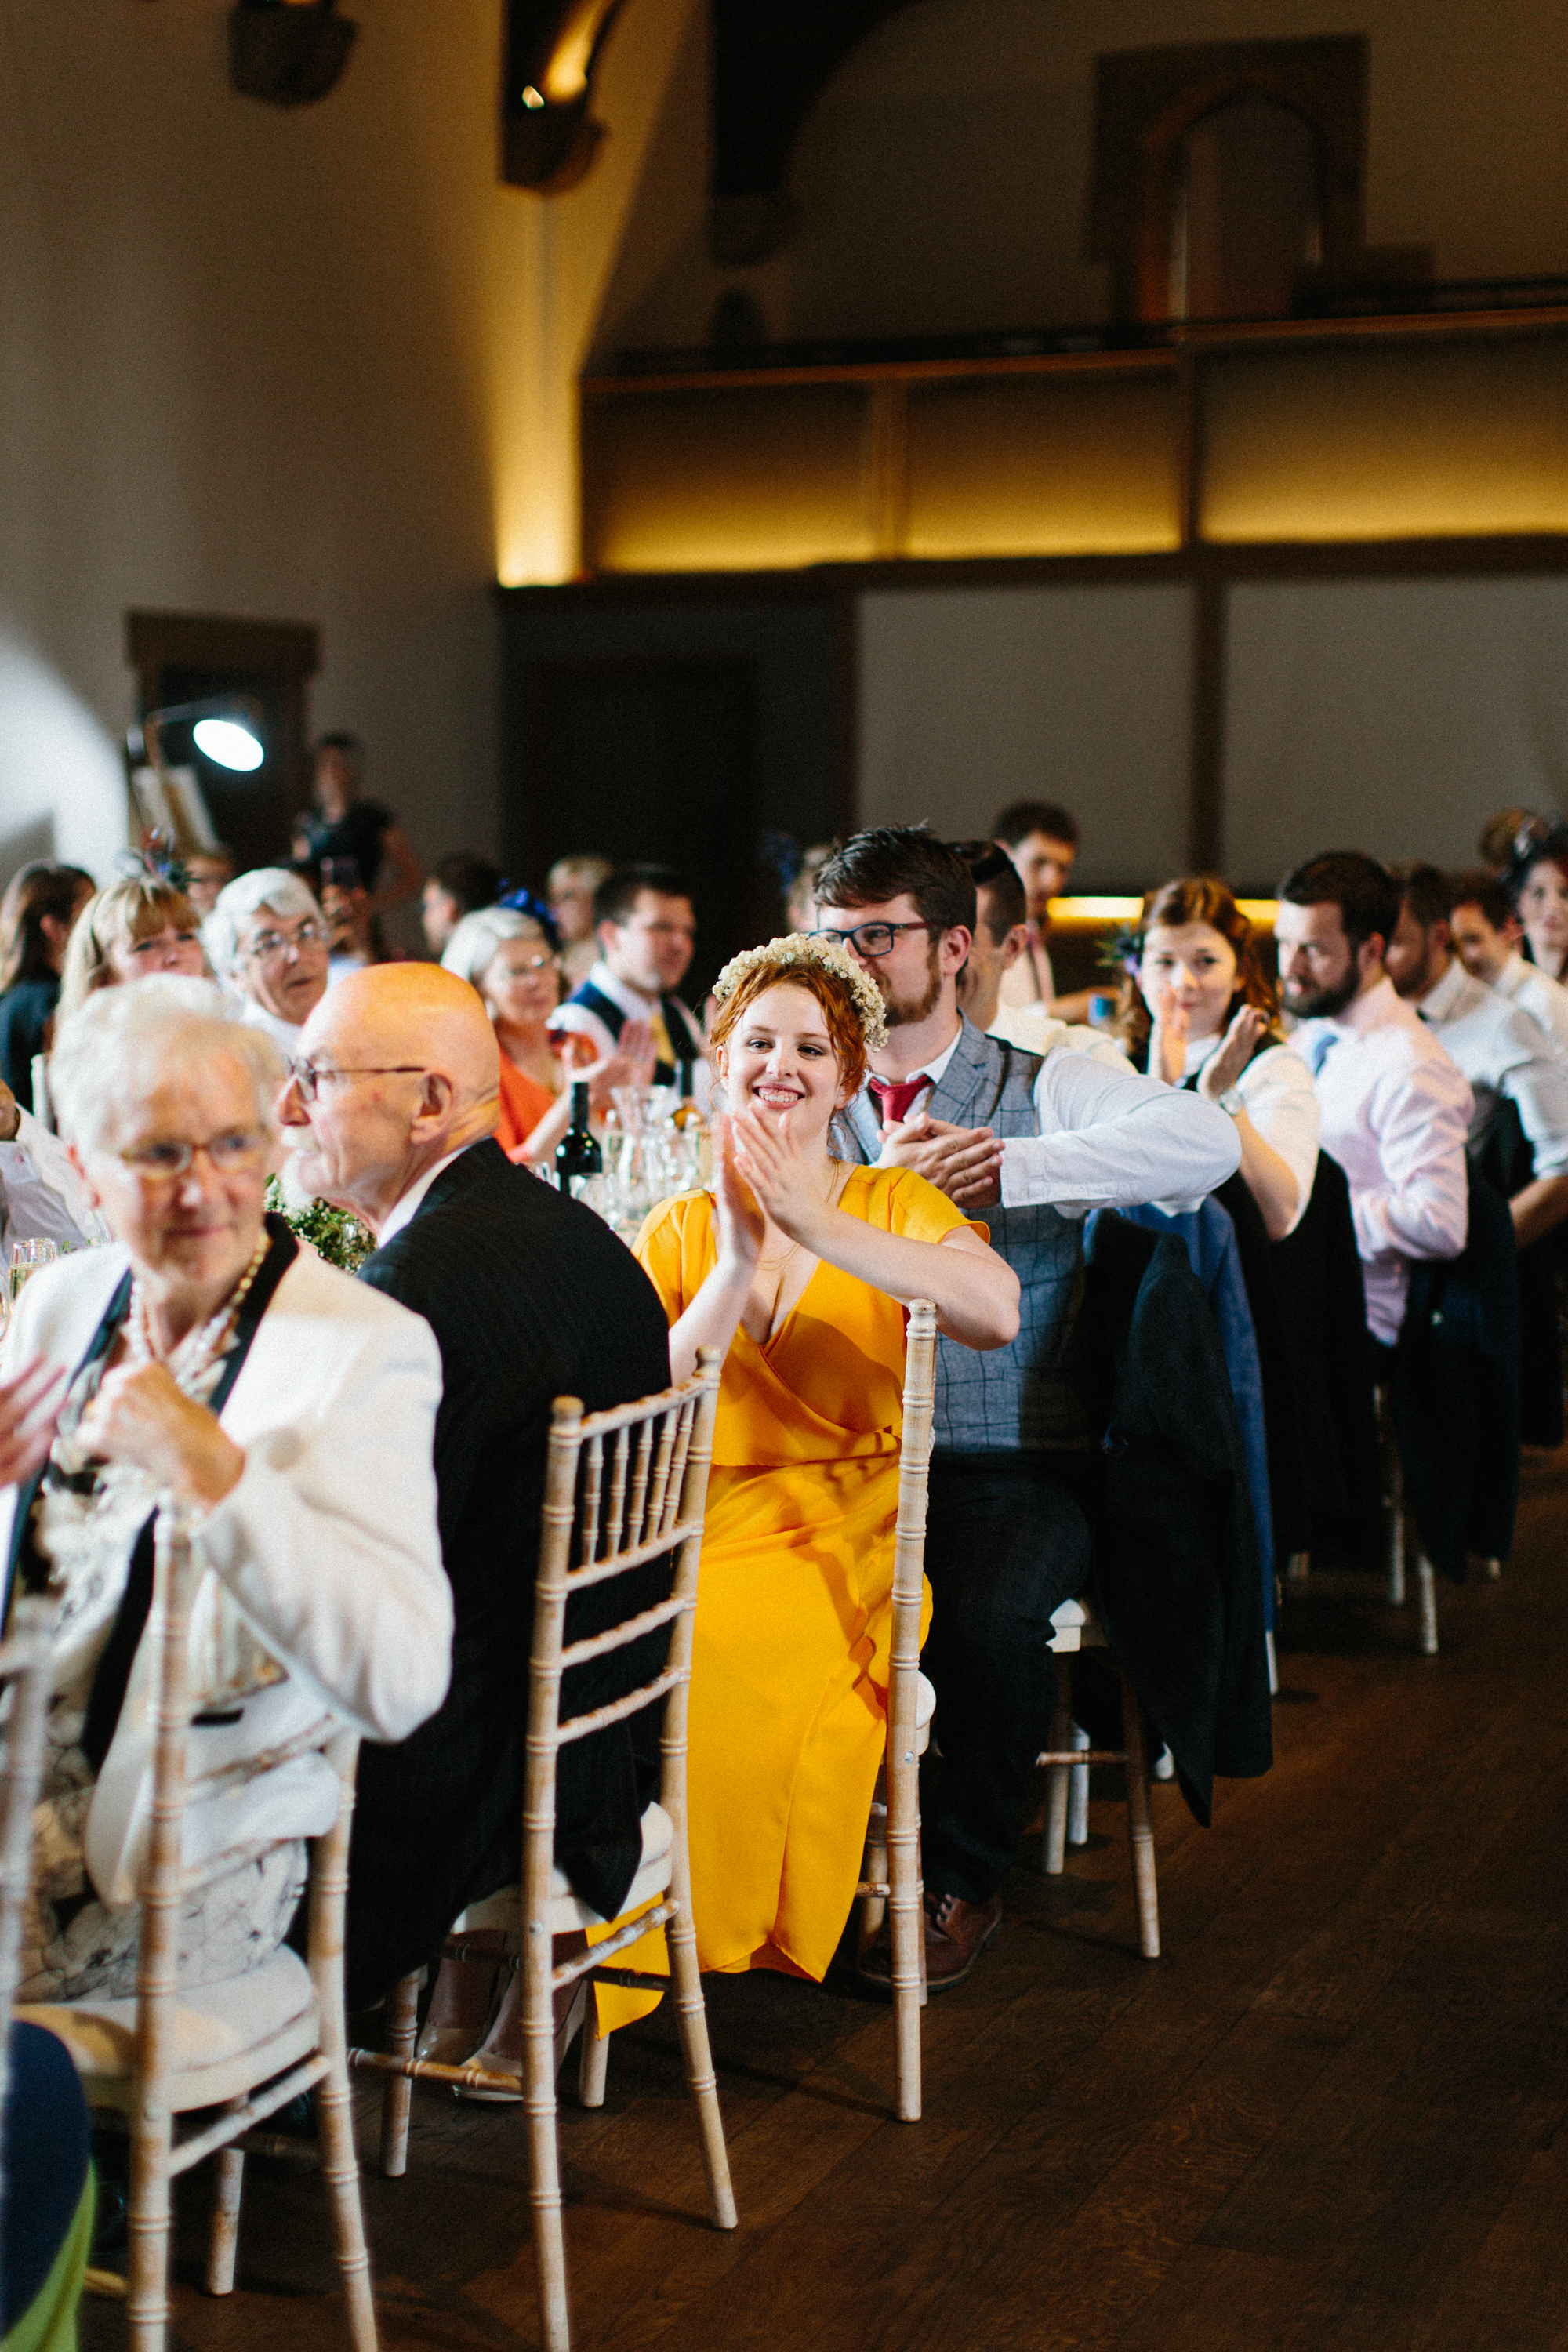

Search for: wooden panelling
xmin=904 ymin=372 xmax=1181 ymax=557
xmin=581 ymin=383 xmax=877 ymax=572
xmin=1201 ymin=335 xmax=1568 ymax=542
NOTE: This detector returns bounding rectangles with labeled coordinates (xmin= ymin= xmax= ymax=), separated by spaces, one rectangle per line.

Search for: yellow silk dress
xmin=634 ymin=1163 xmax=975 ymax=1984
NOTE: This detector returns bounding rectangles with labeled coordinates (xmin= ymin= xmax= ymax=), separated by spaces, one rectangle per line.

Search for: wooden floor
xmin=87 ymin=1446 xmax=1568 ymax=2351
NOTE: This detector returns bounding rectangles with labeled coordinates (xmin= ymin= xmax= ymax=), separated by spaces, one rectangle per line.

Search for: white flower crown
xmin=710 ymin=932 xmax=890 ymax=1052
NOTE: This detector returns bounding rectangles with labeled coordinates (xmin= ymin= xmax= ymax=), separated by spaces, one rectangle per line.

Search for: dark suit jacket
xmin=347 ymin=1139 xmax=673 ymax=2005
xmin=1077 ymin=1211 xmax=1273 ymax=1827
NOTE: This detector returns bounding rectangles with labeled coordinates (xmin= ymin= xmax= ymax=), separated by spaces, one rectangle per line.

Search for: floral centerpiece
xmin=263 ymin=1176 xmax=374 ymax=1273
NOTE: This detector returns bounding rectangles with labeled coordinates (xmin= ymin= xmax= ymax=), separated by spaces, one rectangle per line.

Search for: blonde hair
xmin=58 ymin=877 xmax=203 ymax=1019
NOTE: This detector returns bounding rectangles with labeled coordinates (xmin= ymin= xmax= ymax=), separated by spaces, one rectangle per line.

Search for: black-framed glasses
xmin=288 ymin=1063 xmax=427 ymax=1102
xmin=808 ymin=919 xmax=934 ymax=960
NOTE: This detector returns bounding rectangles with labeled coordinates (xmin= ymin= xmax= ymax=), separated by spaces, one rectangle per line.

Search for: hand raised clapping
xmin=0 ymin=1359 xmax=67 ymax=1489
xmin=878 ymin=1110 xmax=1003 ymax=1210
xmin=1147 ymin=984 xmax=1189 ymax=1087
xmin=1196 ymin=1003 xmax=1269 ymax=1103
xmin=727 ymin=1100 xmax=838 ymax=1248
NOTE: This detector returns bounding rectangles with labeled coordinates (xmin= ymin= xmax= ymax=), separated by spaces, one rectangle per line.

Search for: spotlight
xmin=191 ymin=716 xmax=265 ymax=772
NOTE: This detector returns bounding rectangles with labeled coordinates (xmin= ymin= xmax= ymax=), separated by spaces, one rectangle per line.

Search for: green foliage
xmin=265 ymin=1177 xmax=374 ymax=1272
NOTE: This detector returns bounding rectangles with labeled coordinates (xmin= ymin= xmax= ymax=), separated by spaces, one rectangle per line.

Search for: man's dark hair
xmin=991 ymin=800 xmax=1080 ymax=851
xmin=1389 ymin=861 xmax=1454 ymax=932
xmin=949 ymin=838 xmax=1026 ymax=944
xmin=431 ymin=852 xmax=501 ymax=914
xmin=1450 ymin=869 xmax=1514 ymax=930
xmin=1278 ymin=851 xmax=1400 ymax=956
xmin=594 ymin=864 xmax=693 ymax=930
xmin=814 ymin=826 xmax=976 ymax=935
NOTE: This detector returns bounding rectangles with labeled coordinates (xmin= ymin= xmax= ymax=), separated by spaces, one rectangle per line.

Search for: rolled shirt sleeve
xmin=1000 ymin=1050 xmax=1242 ymax=1215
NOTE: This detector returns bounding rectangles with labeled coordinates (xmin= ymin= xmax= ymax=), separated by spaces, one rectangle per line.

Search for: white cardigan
xmin=1 ymin=1240 xmax=451 ymax=1904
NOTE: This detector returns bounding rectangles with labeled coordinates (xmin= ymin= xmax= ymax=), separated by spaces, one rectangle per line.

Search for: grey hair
xmin=51 ymin=975 xmax=287 ymax=1153
xmin=441 ymin=906 xmax=547 ymax=991
xmin=203 ymin=868 xmax=320 ymax=977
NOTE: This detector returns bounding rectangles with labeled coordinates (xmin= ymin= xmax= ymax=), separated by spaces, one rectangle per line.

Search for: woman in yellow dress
xmin=635 ymin=936 xmax=1018 ymax=1984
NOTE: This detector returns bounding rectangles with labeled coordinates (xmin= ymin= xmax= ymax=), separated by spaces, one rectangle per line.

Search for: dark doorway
xmin=526 ymin=657 xmax=761 ymax=1002
xmin=125 ymin=612 xmax=319 ymax=877
xmin=1169 ymin=97 xmax=1322 ymax=321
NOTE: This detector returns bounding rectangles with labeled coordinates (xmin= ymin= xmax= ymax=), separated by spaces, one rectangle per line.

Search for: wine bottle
xmin=555 ymin=1080 xmax=602 ymax=1198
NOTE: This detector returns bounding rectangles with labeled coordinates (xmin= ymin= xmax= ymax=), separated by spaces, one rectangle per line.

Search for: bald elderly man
xmin=281 ymin=965 xmax=673 ymax=2037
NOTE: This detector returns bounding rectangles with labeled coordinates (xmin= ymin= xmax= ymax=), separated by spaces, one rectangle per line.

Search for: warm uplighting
xmin=1202 ymin=340 xmax=1568 ymax=543
xmin=1049 ymin=896 xmax=1279 ymax=925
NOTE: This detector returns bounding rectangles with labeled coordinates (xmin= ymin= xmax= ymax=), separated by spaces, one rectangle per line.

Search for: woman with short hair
xmin=56 ymin=873 xmax=205 ymax=1022
xmin=2 ymin=976 xmax=449 ymax=2003
xmin=1504 ymin=820 xmax=1568 ymax=984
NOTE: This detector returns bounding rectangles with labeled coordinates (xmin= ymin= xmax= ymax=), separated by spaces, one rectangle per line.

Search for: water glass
xmin=9 ymin=1238 xmax=56 ymax=1302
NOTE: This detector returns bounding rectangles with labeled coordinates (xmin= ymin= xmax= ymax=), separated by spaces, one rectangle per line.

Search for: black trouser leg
xmin=920 ymin=1454 xmax=1094 ymax=1908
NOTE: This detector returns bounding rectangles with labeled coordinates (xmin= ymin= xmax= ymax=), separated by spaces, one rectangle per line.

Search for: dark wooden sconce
xmin=228 ymin=0 xmax=358 ymax=107
xmin=501 ymin=0 xmax=633 ymax=193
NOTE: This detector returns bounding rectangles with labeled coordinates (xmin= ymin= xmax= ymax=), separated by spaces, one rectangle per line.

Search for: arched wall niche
xmin=1091 ymin=36 xmax=1430 ymax=325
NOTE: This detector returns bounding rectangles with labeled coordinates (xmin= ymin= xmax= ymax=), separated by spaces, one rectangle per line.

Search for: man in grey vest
xmin=811 ymin=829 xmax=1240 ymax=1988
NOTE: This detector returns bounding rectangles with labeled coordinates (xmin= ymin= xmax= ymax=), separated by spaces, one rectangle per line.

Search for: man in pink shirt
xmin=1276 ymin=851 xmax=1472 ymax=1351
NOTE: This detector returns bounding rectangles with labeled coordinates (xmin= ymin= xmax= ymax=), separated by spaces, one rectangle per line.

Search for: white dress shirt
xmin=1417 ymin=956 xmax=1568 ymax=1178
xmin=1293 ymin=976 xmax=1472 ymax=1346
xmin=550 ymin=960 xmax=705 ymax=1064
xmin=988 ymin=1004 xmax=1132 ymax=1076
xmin=1181 ymin=1034 xmax=1320 ymax=1237
xmin=375 ymin=1142 xmax=479 ymax=1247
xmin=996 ymin=926 xmax=1057 ymax=1011
xmin=0 ymin=1108 xmax=111 ymax=1253
xmin=868 ymin=1019 xmax=1240 ymax=1217
xmin=1492 ymin=950 xmax=1568 ymax=1060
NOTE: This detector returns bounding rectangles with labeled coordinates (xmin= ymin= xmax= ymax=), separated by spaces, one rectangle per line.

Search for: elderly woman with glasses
xmin=0 ymin=976 xmax=449 ymax=2004
xmin=202 ymin=867 xmax=332 ymax=1057
xmin=440 ymin=904 xmax=654 ymax=1163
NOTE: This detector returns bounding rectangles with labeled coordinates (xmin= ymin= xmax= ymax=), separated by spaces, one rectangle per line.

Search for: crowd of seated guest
xmin=11 ymin=767 xmax=1568 ymax=2333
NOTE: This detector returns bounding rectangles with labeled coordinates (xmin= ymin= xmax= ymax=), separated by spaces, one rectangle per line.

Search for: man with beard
xmin=1276 ymin=851 xmax=1471 ymax=1352
xmin=809 ymin=826 xmax=1239 ymax=1987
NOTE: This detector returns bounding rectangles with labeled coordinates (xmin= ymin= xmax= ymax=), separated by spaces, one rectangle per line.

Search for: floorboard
xmin=78 ymin=1444 xmax=1568 ymax=2350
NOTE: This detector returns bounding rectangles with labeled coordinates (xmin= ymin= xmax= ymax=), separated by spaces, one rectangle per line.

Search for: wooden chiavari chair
xmin=16 ymin=1505 xmax=377 ymax=2352
xmin=1040 ymin=1597 xmax=1162 ymax=1960
xmin=855 ymin=1298 xmax=937 ymax=2123
xmin=0 ymin=1593 xmax=57 ymax=2292
xmin=358 ymin=1350 xmax=735 ymax=2352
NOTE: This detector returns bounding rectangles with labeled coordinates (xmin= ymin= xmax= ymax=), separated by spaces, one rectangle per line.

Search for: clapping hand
xmin=710 ymin=1116 xmax=765 ymax=1271
xmin=880 ymin=1110 xmax=1004 ymax=1210
xmin=0 ymin=1359 xmax=67 ymax=1488
xmin=561 ymin=1017 xmax=658 ymax=1112
xmin=728 ymin=1100 xmax=833 ymax=1247
xmin=1148 ymin=985 xmax=1190 ymax=1087
xmin=1196 ymin=1002 xmax=1268 ymax=1102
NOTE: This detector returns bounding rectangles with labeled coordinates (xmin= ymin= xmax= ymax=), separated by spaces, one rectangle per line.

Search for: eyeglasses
xmin=243 ymin=920 xmax=326 ymax=960
xmin=288 ymin=1063 xmax=427 ymax=1102
xmin=496 ymin=953 xmax=560 ymax=975
xmin=808 ymin=920 xmax=933 ymax=960
xmin=118 ymin=1131 xmax=268 ymax=1181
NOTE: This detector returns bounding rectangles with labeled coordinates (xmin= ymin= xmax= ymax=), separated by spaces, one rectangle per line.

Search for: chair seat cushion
xmin=17 ymin=1946 xmax=318 ymax=2100
xmin=915 ymin=1670 xmax=935 ymax=1755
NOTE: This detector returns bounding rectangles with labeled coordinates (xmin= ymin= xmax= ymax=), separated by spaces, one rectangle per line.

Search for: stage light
xmin=191 ymin=716 xmax=264 ymax=771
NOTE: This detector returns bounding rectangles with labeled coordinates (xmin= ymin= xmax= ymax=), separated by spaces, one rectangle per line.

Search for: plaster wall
xmin=599 ymin=0 xmax=1568 ymax=354
xmin=0 ymin=0 xmax=691 ymax=891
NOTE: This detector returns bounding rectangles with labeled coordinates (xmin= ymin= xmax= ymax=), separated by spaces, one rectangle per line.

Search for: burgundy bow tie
xmin=869 ymin=1074 xmax=931 ymax=1127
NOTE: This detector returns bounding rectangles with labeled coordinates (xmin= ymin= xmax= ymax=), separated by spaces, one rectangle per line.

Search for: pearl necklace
xmin=126 ymin=1229 xmax=271 ymax=1397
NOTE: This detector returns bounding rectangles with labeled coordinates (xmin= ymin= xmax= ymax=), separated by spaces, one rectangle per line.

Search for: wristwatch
xmin=1217 ymin=1086 xmax=1246 ymax=1119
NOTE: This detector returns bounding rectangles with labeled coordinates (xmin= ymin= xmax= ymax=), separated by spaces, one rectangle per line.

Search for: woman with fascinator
xmin=632 ymin=935 xmax=1018 ymax=1989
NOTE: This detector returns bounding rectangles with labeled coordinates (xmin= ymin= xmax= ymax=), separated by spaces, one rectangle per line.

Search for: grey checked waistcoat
xmin=841 ymin=1016 xmax=1089 ymax=1454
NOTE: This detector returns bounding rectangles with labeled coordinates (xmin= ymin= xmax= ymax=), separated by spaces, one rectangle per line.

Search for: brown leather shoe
xmin=860 ymin=1890 xmax=1003 ymax=1994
